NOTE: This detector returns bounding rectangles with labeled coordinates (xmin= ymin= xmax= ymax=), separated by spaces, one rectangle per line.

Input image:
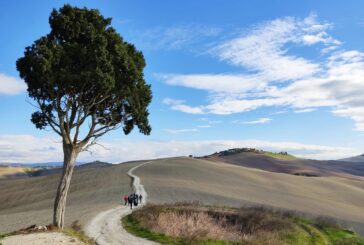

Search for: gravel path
xmin=84 ymin=161 xmax=158 ymax=245
xmin=1 ymin=232 xmax=85 ymax=245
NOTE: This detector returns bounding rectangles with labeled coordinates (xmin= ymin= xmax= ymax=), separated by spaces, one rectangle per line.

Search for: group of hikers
xmin=123 ymin=193 xmax=143 ymax=209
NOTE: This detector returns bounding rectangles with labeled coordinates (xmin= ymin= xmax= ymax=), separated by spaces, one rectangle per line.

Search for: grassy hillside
xmin=134 ymin=157 xmax=364 ymax=235
xmin=0 ymin=166 xmax=42 ymax=179
xmin=0 ymin=161 xmax=139 ymax=233
xmin=205 ymin=150 xmax=364 ymax=177
xmin=1 ymin=156 xmax=364 ymax=238
xmin=123 ymin=204 xmax=364 ymax=245
xmin=216 ymin=148 xmax=296 ymax=160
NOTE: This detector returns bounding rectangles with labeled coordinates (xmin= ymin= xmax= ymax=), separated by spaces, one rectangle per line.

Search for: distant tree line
xmin=217 ymin=148 xmax=289 ymax=156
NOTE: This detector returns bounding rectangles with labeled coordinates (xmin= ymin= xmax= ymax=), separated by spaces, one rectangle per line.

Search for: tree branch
xmin=56 ymin=93 xmax=72 ymax=144
xmin=34 ymin=99 xmax=62 ymax=136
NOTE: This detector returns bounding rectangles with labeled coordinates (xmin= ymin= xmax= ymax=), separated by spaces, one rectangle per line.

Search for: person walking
xmin=139 ymin=194 xmax=143 ymax=204
xmin=134 ymin=194 xmax=138 ymax=206
xmin=128 ymin=195 xmax=133 ymax=209
xmin=123 ymin=195 xmax=128 ymax=205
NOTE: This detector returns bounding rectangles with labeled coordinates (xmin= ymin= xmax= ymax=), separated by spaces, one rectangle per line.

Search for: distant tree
xmin=16 ymin=4 xmax=152 ymax=228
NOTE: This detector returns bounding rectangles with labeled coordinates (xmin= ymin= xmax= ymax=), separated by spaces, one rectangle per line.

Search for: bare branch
xmin=80 ymin=137 xmax=110 ymax=154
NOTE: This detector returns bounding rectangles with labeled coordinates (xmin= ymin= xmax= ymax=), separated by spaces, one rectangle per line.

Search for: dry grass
xmin=129 ymin=204 xmax=294 ymax=244
xmin=135 ymin=157 xmax=364 ymax=235
xmin=0 ymin=166 xmax=31 ymax=179
xmin=156 ymin=211 xmax=237 ymax=240
xmin=125 ymin=203 xmax=364 ymax=245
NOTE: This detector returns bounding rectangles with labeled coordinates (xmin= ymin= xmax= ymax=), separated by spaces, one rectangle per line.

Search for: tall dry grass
xmin=131 ymin=203 xmax=293 ymax=244
xmin=155 ymin=211 xmax=239 ymax=240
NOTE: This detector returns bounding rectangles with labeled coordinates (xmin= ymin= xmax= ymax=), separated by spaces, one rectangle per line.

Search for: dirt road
xmin=1 ymin=232 xmax=85 ymax=245
xmin=84 ymin=161 xmax=158 ymax=245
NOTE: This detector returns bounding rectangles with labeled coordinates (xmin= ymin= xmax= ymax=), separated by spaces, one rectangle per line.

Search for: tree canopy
xmin=17 ymin=4 xmax=152 ymax=150
xmin=17 ymin=5 xmax=152 ymax=227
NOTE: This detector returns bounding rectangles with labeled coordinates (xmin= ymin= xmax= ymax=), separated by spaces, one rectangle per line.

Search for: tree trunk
xmin=53 ymin=143 xmax=78 ymax=228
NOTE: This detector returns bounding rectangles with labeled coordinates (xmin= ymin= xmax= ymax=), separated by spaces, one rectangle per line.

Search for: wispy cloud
xmin=131 ymin=24 xmax=222 ymax=51
xmin=159 ymin=73 xmax=266 ymax=94
xmin=163 ymin=98 xmax=204 ymax=114
xmin=0 ymin=134 xmax=359 ymax=163
xmin=159 ymin=15 xmax=364 ymax=131
xmin=197 ymin=118 xmax=222 ymax=124
xmin=211 ymin=15 xmax=334 ymax=81
xmin=294 ymin=108 xmax=316 ymax=113
xmin=0 ymin=73 xmax=26 ymax=95
xmin=233 ymin=118 xmax=272 ymax=124
xmin=270 ymin=110 xmax=288 ymax=115
xmin=164 ymin=128 xmax=199 ymax=134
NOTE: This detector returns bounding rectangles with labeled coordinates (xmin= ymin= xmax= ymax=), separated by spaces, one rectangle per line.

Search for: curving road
xmin=84 ymin=161 xmax=158 ymax=245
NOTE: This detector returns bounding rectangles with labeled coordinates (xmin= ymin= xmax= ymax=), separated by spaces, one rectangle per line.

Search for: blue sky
xmin=1 ymin=0 xmax=364 ymax=163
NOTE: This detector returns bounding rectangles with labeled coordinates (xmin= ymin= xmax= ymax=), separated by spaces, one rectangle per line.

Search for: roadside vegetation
xmin=123 ymin=203 xmax=364 ymax=245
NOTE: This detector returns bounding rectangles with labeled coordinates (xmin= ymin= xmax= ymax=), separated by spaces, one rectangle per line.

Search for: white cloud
xmin=233 ymin=118 xmax=272 ymax=124
xmin=162 ymin=97 xmax=287 ymax=115
xmin=162 ymin=98 xmax=184 ymax=105
xmin=164 ymin=128 xmax=199 ymax=134
xmin=197 ymin=118 xmax=222 ymax=124
xmin=163 ymin=97 xmax=204 ymax=114
xmin=294 ymin=108 xmax=316 ymax=113
xmin=159 ymin=73 xmax=266 ymax=94
xmin=211 ymin=14 xmax=338 ymax=81
xmin=159 ymin=15 xmax=364 ymax=131
xmin=332 ymin=107 xmax=364 ymax=131
xmin=0 ymin=73 xmax=26 ymax=95
xmin=0 ymin=135 xmax=62 ymax=163
xmin=0 ymin=134 xmax=360 ymax=163
xmin=171 ymin=104 xmax=204 ymax=114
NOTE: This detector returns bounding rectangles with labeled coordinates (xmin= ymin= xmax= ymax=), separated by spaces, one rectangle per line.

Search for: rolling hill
xmin=342 ymin=154 xmax=364 ymax=163
xmin=134 ymin=157 xmax=364 ymax=235
xmin=1 ymin=155 xmax=364 ymax=238
xmin=0 ymin=161 xmax=138 ymax=233
xmin=201 ymin=149 xmax=364 ymax=178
